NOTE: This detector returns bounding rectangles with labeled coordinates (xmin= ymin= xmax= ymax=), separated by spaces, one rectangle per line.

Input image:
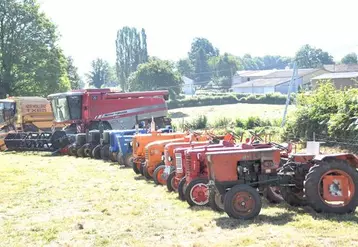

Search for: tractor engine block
xmin=237 ymin=160 xmax=261 ymax=184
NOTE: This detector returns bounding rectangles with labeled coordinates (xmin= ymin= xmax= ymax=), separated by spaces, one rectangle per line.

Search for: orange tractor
xmin=143 ymin=133 xmax=212 ymax=184
xmin=131 ymin=132 xmax=187 ymax=175
xmin=206 ymin=141 xmax=358 ymax=220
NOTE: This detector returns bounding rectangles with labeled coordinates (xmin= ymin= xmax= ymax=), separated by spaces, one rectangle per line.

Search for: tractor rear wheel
xmin=280 ymin=187 xmax=307 ymax=207
xmin=100 ymin=144 xmax=110 ymax=160
xmin=209 ymin=189 xmax=224 ymax=212
xmin=224 ymin=184 xmax=262 ymax=220
xmin=124 ymin=154 xmax=134 ymax=168
xmin=77 ymin=145 xmax=86 ymax=157
xmin=304 ymin=159 xmax=358 ymax=214
xmin=92 ymin=145 xmax=101 ymax=159
xmin=132 ymin=162 xmax=141 ymax=174
xmin=143 ymin=164 xmax=152 ymax=180
xmin=185 ymin=178 xmax=209 ymax=207
xmin=153 ymin=165 xmax=166 ymax=185
xmin=264 ymin=186 xmax=284 ymax=204
xmin=178 ymin=177 xmax=187 ymax=201
xmin=166 ymin=172 xmax=177 ymax=192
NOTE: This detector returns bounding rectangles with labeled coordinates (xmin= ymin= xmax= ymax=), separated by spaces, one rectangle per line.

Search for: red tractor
xmin=206 ymin=142 xmax=358 ymax=220
xmin=162 ymin=141 xmax=210 ymax=190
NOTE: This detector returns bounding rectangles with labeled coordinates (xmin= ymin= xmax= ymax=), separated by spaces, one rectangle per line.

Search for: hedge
xmin=168 ymin=93 xmax=295 ymax=109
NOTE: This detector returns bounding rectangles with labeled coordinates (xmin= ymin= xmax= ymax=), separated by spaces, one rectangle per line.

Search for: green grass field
xmin=1 ymin=152 xmax=358 ymax=247
xmin=168 ymin=103 xmax=294 ymax=126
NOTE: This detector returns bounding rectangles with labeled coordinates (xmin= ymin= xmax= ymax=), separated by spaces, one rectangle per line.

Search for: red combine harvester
xmin=48 ymin=89 xmax=170 ymax=134
xmin=4 ymin=89 xmax=171 ymax=153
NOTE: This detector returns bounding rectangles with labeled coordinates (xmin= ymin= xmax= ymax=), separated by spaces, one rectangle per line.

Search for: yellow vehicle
xmin=0 ymin=97 xmax=59 ymax=150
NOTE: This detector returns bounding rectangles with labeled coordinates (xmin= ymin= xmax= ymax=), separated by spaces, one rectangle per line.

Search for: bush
xmin=235 ymin=118 xmax=246 ymax=128
xmin=187 ymin=115 xmax=208 ymax=129
xmin=212 ymin=117 xmax=232 ymax=128
xmin=168 ymin=93 xmax=293 ymax=110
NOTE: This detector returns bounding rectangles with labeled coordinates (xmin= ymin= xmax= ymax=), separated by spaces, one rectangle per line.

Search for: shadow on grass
xmin=215 ymin=212 xmax=296 ymax=229
xmin=169 ymin=111 xmax=189 ymax=119
xmin=214 ymin=202 xmax=358 ymax=229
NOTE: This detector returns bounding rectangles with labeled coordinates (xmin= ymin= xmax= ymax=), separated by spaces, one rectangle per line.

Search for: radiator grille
xmin=175 ymin=153 xmax=183 ymax=173
xmin=185 ymin=153 xmax=191 ymax=177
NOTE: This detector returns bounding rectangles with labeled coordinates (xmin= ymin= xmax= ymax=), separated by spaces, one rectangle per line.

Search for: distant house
xmin=182 ymin=76 xmax=195 ymax=95
xmin=311 ymin=72 xmax=358 ymax=89
xmin=231 ymin=68 xmax=326 ymax=94
xmin=323 ymin=64 xmax=358 ymax=73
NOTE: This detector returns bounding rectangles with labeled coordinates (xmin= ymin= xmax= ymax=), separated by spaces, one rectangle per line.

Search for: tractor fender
xmin=313 ymin=153 xmax=358 ymax=168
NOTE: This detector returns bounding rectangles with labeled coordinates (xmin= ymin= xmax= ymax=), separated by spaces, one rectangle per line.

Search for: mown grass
xmin=1 ymin=152 xmax=358 ymax=247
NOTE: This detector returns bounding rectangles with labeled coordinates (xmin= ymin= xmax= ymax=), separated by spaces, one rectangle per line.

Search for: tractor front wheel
xmin=143 ymin=164 xmax=152 ymax=180
xmin=92 ymin=145 xmax=101 ymax=159
xmin=280 ymin=187 xmax=307 ymax=207
xmin=153 ymin=165 xmax=166 ymax=185
xmin=209 ymin=189 xmax=224 ymax=212
xmin=304 ymin=159 xmax=358 ymax=214
xmin=77 ymin=145 xmax=86 ymax=158
xmin=83 ymin=144 xmax=93 ymax=157
xmin=132 ymin=161 xmax=141 ymax=174
xmin=166 ymin=172 xmax=177 ymax=192
xmin=124 ymin=154 xmax=134 ymax=168
xmin=185 ymin=178 xmax=209 ymax=207
xmin=110 ymin=152 xmax=118 ymax=162
xmin=68 ymin=145 xmax=77 ymax=156
xmin=140 ymin=162 xmax=145 ymax=175
xmin=224 ymin=184 xmax=262 ymax=220
xmin=264 ymin=186 xmax=283 ymax=204
xmin=100 ymin=144 xmax=110 ymax=160
xmin=178 ymin=177 xmax=187 ymax=201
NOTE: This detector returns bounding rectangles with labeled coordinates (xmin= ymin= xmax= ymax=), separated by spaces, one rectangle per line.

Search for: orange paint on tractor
xmin=132 ymin=132 xmax=187 ymax=173
xmin=144 ymin=134 xmax=212 ymax=179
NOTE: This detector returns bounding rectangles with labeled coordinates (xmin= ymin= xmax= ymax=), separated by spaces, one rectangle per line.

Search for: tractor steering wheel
xmin=248 ymin=130 xmax=265 ymax=143
xmin=268 ymin=141 xmax=289 ymax=151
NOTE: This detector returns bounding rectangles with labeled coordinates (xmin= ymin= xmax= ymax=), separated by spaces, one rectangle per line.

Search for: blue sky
xmin=40 ymin=0 xmax=358 ymax=76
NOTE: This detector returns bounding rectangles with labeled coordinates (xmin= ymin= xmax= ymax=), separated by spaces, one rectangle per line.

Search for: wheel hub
xmin=234 ymin=192 xmax=255 ymax=214
xmin=190 ymin=183 xmax=209 ymax=205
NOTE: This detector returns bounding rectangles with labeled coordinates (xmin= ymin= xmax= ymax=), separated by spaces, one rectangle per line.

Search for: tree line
xmin=1 ymin=0 xmax=357 ymax=98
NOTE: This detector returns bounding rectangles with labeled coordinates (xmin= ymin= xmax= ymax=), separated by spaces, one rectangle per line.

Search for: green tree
xmin=208 ymin=53 xmax=243 ymax=88
xmin=194 ymin=48 xmax=212 ymax=84
xmin=0 ymin=0 xmax=71 ymax=97
xmin=294 ymin=44 xmax=334 ymax=68
xmin=188 ymin=38 xmax=219 ymax=84
xmin=128 ymin=58 xmax=183 ymax=97
xmin=102 ymin=65 xmax=120 ymax=88
xmin=66 ymin=56 xmax=82 ymax=89
xmin=177 ymin=58 xmax=194 ymax=79
xmin=115 ymin=26 xmax=148 ymax=91
xmin=341 ymin=53 xmax=358 ymax=64
xmin=86 ymin=58 xmax=110 ymax=88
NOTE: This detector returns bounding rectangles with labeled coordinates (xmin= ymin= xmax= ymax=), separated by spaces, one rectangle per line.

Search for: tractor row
xmin=47 ymin=123 xmax=358 ymax=220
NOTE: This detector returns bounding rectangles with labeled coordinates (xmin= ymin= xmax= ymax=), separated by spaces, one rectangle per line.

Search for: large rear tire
xmin=77 ymin=145 xmax=86 ymax=158
xmin=224 ymin=184 xmax=262 ymax=220
xmin=153 ymin=165 xmax=166 ymax=185
xmin=185 ymin=178 xmax=209 ymax=207
xmin=304 ymin=159 xmax=358 ymax=214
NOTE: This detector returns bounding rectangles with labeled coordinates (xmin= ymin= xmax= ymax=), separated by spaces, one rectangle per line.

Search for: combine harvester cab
xmin=131 ymin=132 xmax=187 ymax=175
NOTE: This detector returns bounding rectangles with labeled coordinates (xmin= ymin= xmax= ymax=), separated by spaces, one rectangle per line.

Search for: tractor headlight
xmin=161 ymin=155 xmax=165 ymax=161
xmin=168 ymin=156 xmax=172 ymax=162
xmin=136 ymin=142 xmax=139 ymax=147
xmin=129 ymin=142 xmax=133 ymax=147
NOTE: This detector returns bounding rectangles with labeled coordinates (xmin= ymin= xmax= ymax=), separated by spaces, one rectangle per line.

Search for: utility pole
xmin=281 ymin=62 xmax=297 ymax=127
